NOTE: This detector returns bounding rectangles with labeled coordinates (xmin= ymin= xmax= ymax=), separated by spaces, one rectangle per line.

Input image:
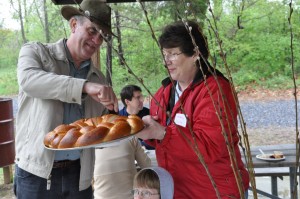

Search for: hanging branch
xmin=136 ymin=0 xmax=188 ymax=128
xmin=287 ymin=1 xmax=299 ymax=199
xmin=113 ymin=6 xmax=125 ymax=66
xmin=237 ymin=0 xmax=245 ymax=30
xmin=136 ymin=0 xmax=223 ymax=197
xmin=175 ymin=0 xmax=254 ymax=197
xmin=101 ymin=25 xmax=208 ymax=173
xmin=92 ymin=1 xmax=251 ymax=198
xmin=10 ymin=0 xmax=27 ymax=43
xmin=136 ymin=0 xmax=256 ymax=198
xmin=205 ymin=1 xmax=257 ymax=197
xmin=138 ymin=0 xmax=251 ymax=198
xmin=106 ymin=33 xmax=217 ymax=190
xmin=181 ymin=10 xmax=249 ymax=196
xmin=181 ymin=15 xmax=246 ymax=198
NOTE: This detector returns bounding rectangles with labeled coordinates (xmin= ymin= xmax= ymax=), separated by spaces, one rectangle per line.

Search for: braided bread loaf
xmin=44 ymin=114 xmax=144 ymax=149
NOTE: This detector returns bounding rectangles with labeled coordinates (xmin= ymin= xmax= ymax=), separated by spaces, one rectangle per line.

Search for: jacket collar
xmin=48 ymin=39 xmax=68 ymax=61
xmin=48 ymin=39 xmax=100 ymax=75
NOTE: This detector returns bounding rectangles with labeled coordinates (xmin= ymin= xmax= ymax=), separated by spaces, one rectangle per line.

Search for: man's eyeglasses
xmin=131 ymin=189 xmax=160 ymax=198
xmin=163 ymin=52 xmax=183 ymax=61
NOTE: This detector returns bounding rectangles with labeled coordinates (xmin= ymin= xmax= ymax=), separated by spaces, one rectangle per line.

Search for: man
xmin=14 ymin=0 xmax=118 ymax=198
xmin=119 ymin=85 xmax=154 ymax=150
xmin=119 ymin=85 xmax=149 ymax=118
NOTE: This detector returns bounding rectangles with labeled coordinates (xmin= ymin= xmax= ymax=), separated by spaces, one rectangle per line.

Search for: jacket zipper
xmin=47 ymin=174 xmax=51 ymax=190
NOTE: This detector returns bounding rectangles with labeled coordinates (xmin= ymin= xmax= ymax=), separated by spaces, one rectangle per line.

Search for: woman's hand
xmin=136 ymin=115 xmax=166 ymax=140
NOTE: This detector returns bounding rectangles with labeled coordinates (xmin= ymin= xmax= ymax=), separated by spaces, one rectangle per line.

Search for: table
xmin=146 ymin=144 xmax=299 ymax=198
xmin=243 ymin=144 xmax=299 ymax=198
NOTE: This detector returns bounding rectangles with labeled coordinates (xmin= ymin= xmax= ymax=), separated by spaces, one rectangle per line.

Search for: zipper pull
xmin=47 ymin=175 xmax=51 ymax=190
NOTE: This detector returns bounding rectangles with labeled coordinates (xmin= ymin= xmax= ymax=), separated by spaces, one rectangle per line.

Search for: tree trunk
xmin=17 ymin=0 xmax=27 ymax=44
xmin=106 ymin=35 xmax=113 ymax=86
xmin=114 ymin=9 xmax=125 ymax=66
xmin=43 ymin=0 xmax=50 ymax=42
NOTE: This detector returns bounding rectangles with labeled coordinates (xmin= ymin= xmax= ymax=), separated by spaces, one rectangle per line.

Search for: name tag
xmin=174 ymin=113 xmax=187 ymax=127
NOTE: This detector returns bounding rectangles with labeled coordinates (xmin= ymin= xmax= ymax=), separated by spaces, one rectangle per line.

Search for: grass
xmin=0 ymin=67 xmax=18 ymax=96
xmin=0 ymin=167 xmax=3 ymax=178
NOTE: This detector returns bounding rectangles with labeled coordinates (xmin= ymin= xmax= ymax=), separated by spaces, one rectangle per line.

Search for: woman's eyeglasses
xmin=131 ymin=188 xmax=160 ymax=198
xmin=163 ymin=52 xmax=183 ymax=61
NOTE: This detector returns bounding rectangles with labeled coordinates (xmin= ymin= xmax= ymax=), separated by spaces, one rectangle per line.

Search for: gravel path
xmin=240 ymin=100 xmax=299 ymax=128
xmin=9 ymin=97 xmax=299 ymax=127
xmin=237 ymin=99 xmax=299 ymax=146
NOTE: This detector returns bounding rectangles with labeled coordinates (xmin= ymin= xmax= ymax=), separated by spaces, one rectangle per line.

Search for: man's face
xmin=70 ymin=17 xmax=104 ymax=61
xmin=126 ymin=91 xmax=144 ymax=114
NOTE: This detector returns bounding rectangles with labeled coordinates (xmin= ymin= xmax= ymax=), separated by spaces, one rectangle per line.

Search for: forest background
xmin=0 ymin=0 xmax=300 ymax=97
xmin=0 ymin=2 xmax=299 ymax=198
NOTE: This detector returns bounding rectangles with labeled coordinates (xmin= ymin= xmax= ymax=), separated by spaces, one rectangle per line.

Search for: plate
xmin=256 ymin=154 xmax=285 ymax=161
xmin=44 ymin=132 xmax=138 ymax=151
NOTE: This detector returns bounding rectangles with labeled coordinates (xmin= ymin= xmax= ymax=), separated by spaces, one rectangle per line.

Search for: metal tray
xmin=44 ymin=132 xmax=139 ymax=151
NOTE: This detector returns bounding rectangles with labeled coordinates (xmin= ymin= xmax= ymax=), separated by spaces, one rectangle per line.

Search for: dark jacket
xmin=118 ymin=107 xmax=149 ymax=118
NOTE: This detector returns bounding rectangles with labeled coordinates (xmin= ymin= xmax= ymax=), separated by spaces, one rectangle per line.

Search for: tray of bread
xmin=44 ymin=114 xmax=144 ymax=150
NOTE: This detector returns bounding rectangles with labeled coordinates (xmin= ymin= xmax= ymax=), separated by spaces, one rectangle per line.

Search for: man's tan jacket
xmin=16 ymin=39 xmax=108 ymax=191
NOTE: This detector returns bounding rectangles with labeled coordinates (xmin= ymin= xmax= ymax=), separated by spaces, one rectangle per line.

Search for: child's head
xmin=133 ymin=167 xmax=174 ymax=199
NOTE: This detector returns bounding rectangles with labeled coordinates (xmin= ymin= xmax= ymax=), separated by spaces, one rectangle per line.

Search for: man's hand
xmin=83 ymin=82 xmax=118 ymax=112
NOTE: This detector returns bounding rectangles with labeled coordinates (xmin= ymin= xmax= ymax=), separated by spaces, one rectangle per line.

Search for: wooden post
xmin=3 ymin=165 xmax=13 ymax=184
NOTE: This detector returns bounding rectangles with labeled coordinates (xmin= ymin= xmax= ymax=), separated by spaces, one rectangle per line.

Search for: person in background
xmin=93 ymin=137 xmax=151 ymax=199
xmin=93 ymin=85 xmax=152 ymax=199
xmin=119 ymin=85 xmax=154 ymax=150
xmin=119 ymin=85 xmax=149 ymax=118
xmin=136 ymin=20 xmax=249 ymax=198
xmin=13 ymin=0 xmax=118 ymax=198
xmin=132 ymin=166 xmax=174 ymax=199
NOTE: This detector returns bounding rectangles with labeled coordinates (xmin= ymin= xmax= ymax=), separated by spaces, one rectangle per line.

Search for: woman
xmin=136 ymin=20 xmax=249 ymax=198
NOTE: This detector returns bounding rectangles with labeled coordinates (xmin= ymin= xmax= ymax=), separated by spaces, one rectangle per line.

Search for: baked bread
xmin=273 ymin=151 xmax=284 ymax=159
xmin=44 ymin=114 xmax=144 ymax=149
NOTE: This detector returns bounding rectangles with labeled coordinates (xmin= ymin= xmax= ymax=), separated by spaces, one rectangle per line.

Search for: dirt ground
xmin=1 ymin=88 xmax=299 ymax=198
xmin=0 ymin=183 xmax=14 ymax=199
xmin=237 ymin=87 xmax=299 ymax=102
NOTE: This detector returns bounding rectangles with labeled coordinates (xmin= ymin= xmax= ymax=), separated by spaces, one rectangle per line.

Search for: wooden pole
xmin=3 ymin=166 xmax=13 ymax=184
